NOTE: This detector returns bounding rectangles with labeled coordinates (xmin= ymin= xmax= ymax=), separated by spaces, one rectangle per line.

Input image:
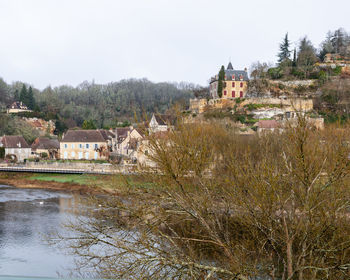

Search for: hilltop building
xmin=6 ymin=101 xmax=32 ymax=114
xmin=209 ymin=62 xmax=249 ymax=99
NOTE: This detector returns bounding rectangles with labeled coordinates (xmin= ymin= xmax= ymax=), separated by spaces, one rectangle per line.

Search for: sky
xmin=0 ymin=0 xmax=349 ymax=89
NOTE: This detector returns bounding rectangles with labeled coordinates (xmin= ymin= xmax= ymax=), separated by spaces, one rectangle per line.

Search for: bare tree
xmin=57 ymin=119 xmax=350 ymax=279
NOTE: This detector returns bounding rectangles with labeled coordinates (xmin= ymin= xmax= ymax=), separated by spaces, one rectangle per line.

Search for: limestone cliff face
xmin=23 ymin=117 xmax=56 ymax=135
xmin=190 ymin=97 xmax=313 ymax=114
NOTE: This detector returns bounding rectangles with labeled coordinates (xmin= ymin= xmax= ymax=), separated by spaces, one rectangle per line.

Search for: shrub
xmin=40 ymin=152 xmax=48 ymax=158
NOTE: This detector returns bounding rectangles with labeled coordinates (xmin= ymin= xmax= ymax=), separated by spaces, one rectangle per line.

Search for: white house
xmin=0 ymin=135 xmax=31 ymax=162
xmin=149 ymin=114 xmax=176 ymax=133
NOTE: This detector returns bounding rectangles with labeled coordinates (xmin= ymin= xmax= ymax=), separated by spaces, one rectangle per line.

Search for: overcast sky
xmin=0 ymin=0 xmax=349 ymax=89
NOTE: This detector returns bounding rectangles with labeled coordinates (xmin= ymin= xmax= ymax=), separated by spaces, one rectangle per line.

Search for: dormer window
xmin=232 ymin=74 xmax=235 ymax=80
xmin=239 ymin=75 xmax=243 ymax=80
xmin=224 ymin=75 xmax=227 ymax=80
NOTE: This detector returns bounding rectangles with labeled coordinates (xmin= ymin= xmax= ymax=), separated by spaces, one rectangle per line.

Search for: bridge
xmin=0 ymin=166 xmax=116 ymax=175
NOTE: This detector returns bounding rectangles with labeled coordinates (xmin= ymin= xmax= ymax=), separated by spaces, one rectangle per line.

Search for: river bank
xmin=0 ymin=172 xmax=153 ymax=196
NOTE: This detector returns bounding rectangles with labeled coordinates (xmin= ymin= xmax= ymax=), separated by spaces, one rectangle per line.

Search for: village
xmin=1 ymin=51 xmax=350 ymax=172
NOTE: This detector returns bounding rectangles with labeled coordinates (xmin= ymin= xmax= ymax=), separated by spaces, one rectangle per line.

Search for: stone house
xmin=115 ymin=127 xmax=144 ymax=159
xmin=149 ymin=114 xmax=176 ymax=133
xmin=60 ymin=130 xmax=115 ymax=160
xmin=6 ymin=101 xmax=32 ymax=114
xmin=209 ymin=62 xmax=249 ymax=99
xmin=31 ymin=137 xmax=60 ymax=159
xmin=257 ymin=120 xmax=280 ymax=134
xmin=0 ymin=135 xmax=31 ymax=162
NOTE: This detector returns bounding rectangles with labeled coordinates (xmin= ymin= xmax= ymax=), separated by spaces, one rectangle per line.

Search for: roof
xmin=31 ymin=137 xmax=60 ymax=150
xmin=99 ymin=129 xmax=115 ymax=141
xmin=115 ymin=127 xmax=132 ymax=144
xmin=61 ymin=130 xmax=107 ymax=143
xmin=0 ymin=135 xmax=30 ymax=148
xmin=257 ymin=120 xmax=279 ymax=129
xmin=210 ymin=63 xmax=249 ymax=83
xmin=153 ymin=114 xmax=176 ymax=126
xmin=7 ymin=101 xmax=29 ymax=110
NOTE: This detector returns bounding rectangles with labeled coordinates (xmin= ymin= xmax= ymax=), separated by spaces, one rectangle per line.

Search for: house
xmin=0 ymin=135 xmax=31 ymax=162
xmin=114 ymin=127 xmax=144 ymax=159
xmin=149 ymin=114 xmax=176 ymax=133
xmin=257 ymin=120 xmax=280 ymax=134
xmin=31 ymin=137 xmax=60 ymax=159
xmin=6 ymin=101 xmax=32 ymax=114
xmin=60 ymin=130 xmax=115 ymax=160
xmin=209 ymin=62 xmax=249 ymax=99
xmin=137 ymin=131 xmax=168 ymax=169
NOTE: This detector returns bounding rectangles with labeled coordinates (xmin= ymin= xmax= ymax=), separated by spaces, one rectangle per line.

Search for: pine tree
xmin=217 ymin=65 xmax=225 ymax=98
xmin=278 ymin=33 xmax=291 ymax=63
xmin=27 ymin=86 xmax=35 ymax=110
xmin=292 ymin=48 xmax=297 ymax=67
xmin=19 ymin=84 xmax=28 ymax=106
xmin=14 ymin=89 xmax=19 ymax=101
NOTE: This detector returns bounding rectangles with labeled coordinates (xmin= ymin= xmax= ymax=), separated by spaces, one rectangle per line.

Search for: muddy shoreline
xmin=0 ymin=174 xmax=114 ymax=195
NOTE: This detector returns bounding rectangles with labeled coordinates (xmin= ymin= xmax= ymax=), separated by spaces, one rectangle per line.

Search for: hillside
xmin=0 ymin=78 xmax=195 ymax=135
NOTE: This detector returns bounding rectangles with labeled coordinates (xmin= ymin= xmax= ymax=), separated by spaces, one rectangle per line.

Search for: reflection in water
xmin=0 ymin=184 xmax=90 ymax=278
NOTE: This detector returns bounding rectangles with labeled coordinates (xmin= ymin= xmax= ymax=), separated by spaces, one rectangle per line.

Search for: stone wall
xmin=24 ymin=161 xmax=136 ymax=173
xmin=190 ymin=97 xmax=314 ymax=113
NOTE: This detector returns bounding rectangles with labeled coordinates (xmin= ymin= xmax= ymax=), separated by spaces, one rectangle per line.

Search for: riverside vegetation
xmin=53 ymin=116 xmax=350 ymax=280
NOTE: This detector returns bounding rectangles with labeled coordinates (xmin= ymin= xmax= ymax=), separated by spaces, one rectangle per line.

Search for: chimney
xmin=244 ymin=67 xmax=247 ymax=72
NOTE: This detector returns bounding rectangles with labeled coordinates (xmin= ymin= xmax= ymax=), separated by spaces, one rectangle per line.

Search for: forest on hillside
xmin=0 ymin=78 xmax=195 ymax=133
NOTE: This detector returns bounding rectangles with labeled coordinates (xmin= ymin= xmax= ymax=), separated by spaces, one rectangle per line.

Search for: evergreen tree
xmin=27 ymin=86 xmax=35 ymax=110
xmin=14 ymin=89 xmax=19 ymax=101
xmin=292 ymin=48 xmax=297 ymax=67
xmin=19 ymin=84 xmax=28 ymax=106
xmin=278 ymin=33 xmax=291 ymax=63
xmin=217 ymin=65 xmax=225 ymax=98
xmin=297 ymin=36 xmax=318 ymax=78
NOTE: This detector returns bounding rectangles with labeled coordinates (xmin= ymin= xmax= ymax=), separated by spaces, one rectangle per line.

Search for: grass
xmin=28 ymin=173 xmax=96 ymax=185
xmin=0 ymin=171 xmax=158 ymax=194
xmin=27 ymin=172 xmax=157 ymax=193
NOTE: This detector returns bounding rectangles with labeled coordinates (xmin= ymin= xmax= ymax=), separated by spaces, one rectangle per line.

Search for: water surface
xmin=0 ymin=184 xmax=90 ymax=278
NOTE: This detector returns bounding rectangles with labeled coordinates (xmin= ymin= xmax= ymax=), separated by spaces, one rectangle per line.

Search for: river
xmin=0 ymin=184 xmax=92 ymax=278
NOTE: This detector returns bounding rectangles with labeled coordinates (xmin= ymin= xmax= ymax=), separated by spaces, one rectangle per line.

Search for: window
xmin=94 ymin=144 xmax=98 ymax=149
xmin=240 ymin=82 xmax=243 ymax=88
xmin=232 ymin=74 xmax=235 ymax=79
xmin=224 ymin=75 xmax=227 ymax=80
xmin=71 ymin=144 xmax=75 ymax=149
xmin=79 ymin=144 xmax=82 ymax=148
xmin=240 ymin=91 xmax=243 ymax=97
xmin=64 ymin=144 xmax=67 ymax=148
xmin=86 ymin=144 xmax=89 ymax=149
xmin=232 ymin=91 xmax=235 ymax=97
xmin=232 ymin=82 xmax=235 ymax=87
xmin=224 ymin=90 xmax=227 ymax=96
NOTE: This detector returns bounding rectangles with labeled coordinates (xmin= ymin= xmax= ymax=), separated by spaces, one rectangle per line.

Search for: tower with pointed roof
xmin=209 ymin=62 xmax=249 ymax=99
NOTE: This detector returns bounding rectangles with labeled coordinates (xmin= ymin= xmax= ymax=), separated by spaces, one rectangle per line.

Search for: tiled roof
xmin=154 ymin=114 xmax=176 ymax=126
xmin=0 ymin=135 xmax=30 ymax=148
xmin=257 ymin=120 xmax=279 ymax=129
xmin=61 ymin=130 xmax=107 ymax=143
xmin=99 ymin=130 xmax=115 ymax=141
xmin=31 ymin=137 xmax=60 ymax=150
xmin=115 ymin=127 xmax=130 ymax=137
